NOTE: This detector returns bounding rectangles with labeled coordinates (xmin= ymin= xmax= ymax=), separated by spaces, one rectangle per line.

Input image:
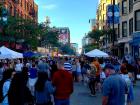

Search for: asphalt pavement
xmin=71 ymin=81 xmax=140 ymax=105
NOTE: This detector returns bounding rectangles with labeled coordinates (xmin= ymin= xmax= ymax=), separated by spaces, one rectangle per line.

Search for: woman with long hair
xmin=1 ymin=69 xmax=13 ymax=105
xmin=35 ymin=72 xmax=54 ymax=105
xmin=8 ymin=72 xmax=34 ymax=105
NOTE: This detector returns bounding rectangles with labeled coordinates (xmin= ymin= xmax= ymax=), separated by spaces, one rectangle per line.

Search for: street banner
xmin=107 ymin=5 xmax=120 ymax=24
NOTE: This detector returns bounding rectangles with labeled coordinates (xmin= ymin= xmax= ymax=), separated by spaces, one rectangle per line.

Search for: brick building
xmin=0 ymin=0 xmax=38 ymax=22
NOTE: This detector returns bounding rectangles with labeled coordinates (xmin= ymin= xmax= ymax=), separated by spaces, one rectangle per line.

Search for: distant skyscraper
xmin=89 ymin=19 xmax=96 ymax=30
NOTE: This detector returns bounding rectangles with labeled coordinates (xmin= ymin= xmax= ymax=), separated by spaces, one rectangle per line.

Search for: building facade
xmin=57 ymin=27 xmax=71 ymax=45
xmin=96 ymin=0 xmax=114 ymax=30
xmin=97 ymin=0 xmax=140 ymax=58
xmin=82 ymin=35 xmax=95 ymax=47
xmin=89 ymin=19 xmax=97 ymax=30
xmin=117 ymin=0 xmax=140 ymax=58
xmin=0 ymin=0 xmax=38 ymax=22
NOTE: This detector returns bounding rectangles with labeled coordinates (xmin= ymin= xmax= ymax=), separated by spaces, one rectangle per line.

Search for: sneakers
xmin=90 ymin=94 xmax=96 ymax=97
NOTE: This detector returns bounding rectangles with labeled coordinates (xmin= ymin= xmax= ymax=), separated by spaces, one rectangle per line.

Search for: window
xmin=14 ymin=7 xmax=16 ymax=17
xmin=9 ymin=5 xmax=12 ymax=16
xmin=135 ymin=10 xmax=140 ymax=31
xmin=25 ymin=1 xmax=27 ymax=10
xmin=103 ymin=3 xmax=105 ymax=10
xmin=129 ymin=18 xmax=133 ymax=35
xmin=122 ymin=21 xmax=127 ymax=37
xmin=122 ymin=0 xmax=127 ymax=15
xmin=129 ymin=0 xmax=133 ymax=12
xmin=103 ymin=14 xmax=105 ymax=22
xmin=20 ymin=0 xmax=22 ymax=7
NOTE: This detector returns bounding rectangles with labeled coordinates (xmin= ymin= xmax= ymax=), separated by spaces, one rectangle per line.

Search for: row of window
xmin=8 ymin=5 xmax=37 ymax=20
xmin=15 ymin=0 xmax=36 ymax=13
xmin=121 ymin=10 xmax=140 ymax=37
xmin=122 ymin=0 xmax=140 ymax=15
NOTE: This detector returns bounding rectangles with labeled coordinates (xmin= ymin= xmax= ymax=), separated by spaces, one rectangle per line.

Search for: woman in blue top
xmin=35 ymin=72 xmax=55 ymax=105
xmin=29 ymin=63 xmax=38 ymax=96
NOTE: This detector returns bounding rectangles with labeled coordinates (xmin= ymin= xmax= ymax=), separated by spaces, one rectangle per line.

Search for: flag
xmin=107 ymin=5 xmax=120 ymax=24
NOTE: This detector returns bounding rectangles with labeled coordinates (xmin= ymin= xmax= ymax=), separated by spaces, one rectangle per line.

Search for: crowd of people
xmin=0 ymin=55 xmax=139 ymax=105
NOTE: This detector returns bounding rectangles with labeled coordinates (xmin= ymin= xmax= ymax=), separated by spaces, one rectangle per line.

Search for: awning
xmin=129 ymin=32 xmax=140 ymax=46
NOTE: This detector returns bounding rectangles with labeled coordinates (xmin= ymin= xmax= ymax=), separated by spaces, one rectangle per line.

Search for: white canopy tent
xmin=85 ymin=49 xmax=109 ymax=57
xmin=0 ymin=46 xmax=23 ymax=59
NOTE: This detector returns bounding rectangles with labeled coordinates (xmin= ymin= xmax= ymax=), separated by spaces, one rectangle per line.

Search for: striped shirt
xmin=64 ymin=62 xmax=72 ymax=71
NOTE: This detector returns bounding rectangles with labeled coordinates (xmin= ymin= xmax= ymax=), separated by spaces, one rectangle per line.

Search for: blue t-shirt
xmin=29 ymin=68 xmax=37 ymax=78
xmin=102 ymin=74 xmax=127 ymax=105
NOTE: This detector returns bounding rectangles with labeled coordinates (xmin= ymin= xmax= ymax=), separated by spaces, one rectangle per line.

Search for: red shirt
xmin=52 ymin=69 xmax=73 ymax=99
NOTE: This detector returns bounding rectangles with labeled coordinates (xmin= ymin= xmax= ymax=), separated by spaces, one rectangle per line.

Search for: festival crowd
xmin=0 ymin=56 xmax=139 ymax=105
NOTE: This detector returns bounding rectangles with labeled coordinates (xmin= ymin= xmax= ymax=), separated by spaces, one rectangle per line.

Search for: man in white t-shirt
xmin=15 ymin=60 xmax=23 ymax=72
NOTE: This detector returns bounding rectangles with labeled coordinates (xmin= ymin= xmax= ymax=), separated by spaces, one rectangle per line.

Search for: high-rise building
xmin=0 ymin=0 xmax=38 ymax=22
xmin=89 ymin=19 xmax=97 ymax=30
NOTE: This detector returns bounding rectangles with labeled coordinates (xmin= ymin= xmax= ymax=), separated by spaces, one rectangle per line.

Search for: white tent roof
xmin=85 ymin=49 xmax=109 ymax=57
xmin=0 ymin=46 xmax=23 ymax=59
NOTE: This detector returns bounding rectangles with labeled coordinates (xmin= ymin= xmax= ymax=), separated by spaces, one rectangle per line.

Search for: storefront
xmin=130 ymin=32 xmax=140 ymax=59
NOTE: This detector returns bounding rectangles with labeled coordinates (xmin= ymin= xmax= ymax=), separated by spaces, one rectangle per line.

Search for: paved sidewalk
xmin=71 ymin=81 xmax=140 ymax=105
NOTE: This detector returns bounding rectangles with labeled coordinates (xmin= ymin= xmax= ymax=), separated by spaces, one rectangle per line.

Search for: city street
xmin=71 ymin=81 xmax=140 ymax=105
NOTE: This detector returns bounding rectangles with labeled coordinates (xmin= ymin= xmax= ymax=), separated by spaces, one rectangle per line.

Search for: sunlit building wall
xmin=0 ymin=0 xmax=38 ymax=22
xmin=96 ymin=0 xmax=113 ymax=30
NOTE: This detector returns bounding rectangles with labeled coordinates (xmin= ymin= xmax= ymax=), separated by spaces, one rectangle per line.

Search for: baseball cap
xmin=104 ymin=64 xmax=115 ymax=70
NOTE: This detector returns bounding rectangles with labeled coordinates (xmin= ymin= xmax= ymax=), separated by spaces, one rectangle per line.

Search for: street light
xmin=112 ymin=0 xmax=115 ymax=44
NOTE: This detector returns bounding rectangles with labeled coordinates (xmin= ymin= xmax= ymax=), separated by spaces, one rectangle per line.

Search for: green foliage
xmin=60 ymin=44 xmax=75 ymax=55
xmin=84 ymin=29 xmax=113 ymax=52
xmin=83 ymin=44 xmax=99 ymax=53
xmin=1 ymin=16 xmax=42 ymax=50
xmin=0 ymin=15 xmax=60 ymax=50
xmin=43 ymin=27 xmax=59 ymax=47
xmin=88 ymin=30 xmax=104 ymax=42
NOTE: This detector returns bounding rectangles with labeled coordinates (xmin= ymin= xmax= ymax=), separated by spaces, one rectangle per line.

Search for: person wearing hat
xmin=102 ymin=64 xmax=128 ymax=105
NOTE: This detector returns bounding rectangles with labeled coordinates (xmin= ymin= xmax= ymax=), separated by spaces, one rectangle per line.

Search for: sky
xmin=35 ymin=0 xmax=99 ymax=48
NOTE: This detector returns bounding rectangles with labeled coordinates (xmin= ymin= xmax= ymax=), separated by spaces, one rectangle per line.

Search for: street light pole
xmin=112 ymin=0 xmax=115 ymax=54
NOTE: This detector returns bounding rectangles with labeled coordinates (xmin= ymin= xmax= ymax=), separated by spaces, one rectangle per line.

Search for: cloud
xmin=41 ymin=4 xmax=57 ymax=10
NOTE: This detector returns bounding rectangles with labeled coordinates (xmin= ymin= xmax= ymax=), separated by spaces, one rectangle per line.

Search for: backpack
xmin=0 ymin=80 xmax=7 ymax=103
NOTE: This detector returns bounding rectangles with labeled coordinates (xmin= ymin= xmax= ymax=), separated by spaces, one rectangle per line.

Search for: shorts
xmin=29 ymin=78 xmax=37 ymax=86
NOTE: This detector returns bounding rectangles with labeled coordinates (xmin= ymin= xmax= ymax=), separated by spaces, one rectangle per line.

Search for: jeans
xmin=89 ymin=78 xmax=96 ymax=95
xmin=55 ymin=99 xmax=70 ymax=105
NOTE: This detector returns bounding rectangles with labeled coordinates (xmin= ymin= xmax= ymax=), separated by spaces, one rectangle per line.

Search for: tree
xmin=60 ymin=44 xmax=76 ymax=55
xmin=2 ymin=16 xmax=42 ymax=50
xmin=88 ymin=30 xmax=104 ymax=42
xmin=42 ymin=27 xmax=59 ymax=48
xmin=83 ymin=43 xmax=99 ymax=53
